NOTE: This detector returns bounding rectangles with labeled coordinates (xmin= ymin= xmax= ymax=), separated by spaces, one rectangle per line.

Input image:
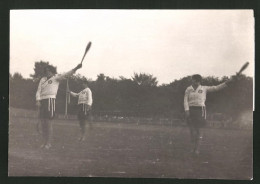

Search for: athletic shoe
xmin=40 ymin=144 xmax=45 ymax=149
xmin=45 ymin=144 xmax=52 ymax=149
xmin=194 ymin=149 xmax=200 ymax=155
xmin=81 ymin=136 xmax=85 ymax=141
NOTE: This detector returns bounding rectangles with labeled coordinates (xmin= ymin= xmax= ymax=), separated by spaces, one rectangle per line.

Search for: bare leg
xmin=45 ymin=120 xmax=53 ymax=148
xmin=88 ymin=121 xmax=93 ymax=130
xmin=189 ymin=126 xmax=197 ymax=153
xmin=88 ymin=115 xmax=93 ymax=130
xmin=79 ymin=120 xmax=86 ymax=141
xmin=193 ymin=128 xmax=202 ymax=154
xmin=189 ymin=126 xmax=195 ymax=143
xmin=41 ymin=119 xmax=47 ymax=147
xmin=41 ymin=119 xmax=52 ymax=149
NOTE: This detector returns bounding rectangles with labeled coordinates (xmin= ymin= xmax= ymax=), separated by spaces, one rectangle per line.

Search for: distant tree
xmin=9 ymin=73 xmax=36 ymax=109
xmin=9 ymin=66 xmax=253 ymax=121
xmin=12 ymin=72 xmax=23 ymax=80
xmin=97 ymin=73 xmax=106 ymax=82
xmin=30 ymin=61 xmax=57 ymax=81
xmin=132 ymin=73 xmax=158 ymax=87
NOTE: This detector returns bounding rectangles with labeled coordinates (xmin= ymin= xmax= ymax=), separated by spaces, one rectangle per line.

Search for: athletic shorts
xmin=187 ymin=106 xmax=207 ymax=128
xmin=77 ymin=104 xmax=92 ymax=121
xmin=39 ymin=98 xmax=56 ymax=120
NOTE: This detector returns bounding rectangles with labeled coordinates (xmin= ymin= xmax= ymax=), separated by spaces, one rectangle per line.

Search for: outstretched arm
xmin=56 ymin=63 xmax=82 ymax=81
xmin=70 ymin=91 xmax=79 ymax=97
xmin=206 ymin=82 xmax=227 ymax=93
xmin=206 ymin=76 xmax=237 ymax=93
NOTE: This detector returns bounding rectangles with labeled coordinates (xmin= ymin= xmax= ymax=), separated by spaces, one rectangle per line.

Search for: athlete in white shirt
xmin=68 ymin=81 xmax=93 ymax=141
xmin=184 ymin=74 xmax=235 ymax=154
xmin=36 ymin=63 xmax=82 ymax=149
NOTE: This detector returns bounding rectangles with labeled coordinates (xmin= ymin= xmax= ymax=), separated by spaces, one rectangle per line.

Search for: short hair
xmin=192 ymin=74 xmax=202 ymax=82
xmin=44 ymin=66 xmax=57 ymax=75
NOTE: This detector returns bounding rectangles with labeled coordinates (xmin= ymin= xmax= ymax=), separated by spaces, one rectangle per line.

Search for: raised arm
xmin=55 ymin=63 xmax=82 ymax=81
xmin=206 ymin=75 xmax=237 ymax=93
xmin=206 ymin=82 xmax=227 ymax=93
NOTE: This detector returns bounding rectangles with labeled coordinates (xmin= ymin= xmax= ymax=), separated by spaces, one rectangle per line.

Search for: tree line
xmin=9 ymin=61 xmax=253 ymax=120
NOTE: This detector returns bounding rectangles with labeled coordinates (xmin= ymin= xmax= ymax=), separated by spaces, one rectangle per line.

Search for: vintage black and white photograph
xmin=9 ymin=10 xmax=254 ymax=179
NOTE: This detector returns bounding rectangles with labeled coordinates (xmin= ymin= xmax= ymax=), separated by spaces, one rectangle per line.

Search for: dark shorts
xmin=39 ymin=98 xmax=56 ymax=120
xmin=187 ymin=106 xmax=207 ymax=128
xmin=77 ymin=104 xmax=92 ymax=121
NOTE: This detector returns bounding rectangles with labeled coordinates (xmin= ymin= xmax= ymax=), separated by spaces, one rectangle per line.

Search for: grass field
xmin=8 ymin=114 xmax=253 ymax=179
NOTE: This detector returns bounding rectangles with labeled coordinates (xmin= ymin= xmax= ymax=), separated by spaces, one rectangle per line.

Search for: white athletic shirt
xmin=70 ymin=88 xmax=93 ymax=106
xmin=36 ymin=69 xmax=75 ymax=101
xmin=184 ymin=83 xmax=227 ymax=111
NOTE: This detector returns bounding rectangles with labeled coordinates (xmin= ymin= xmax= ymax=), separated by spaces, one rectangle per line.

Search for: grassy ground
xmin=8 ymin=115 xmax=252 ymax=179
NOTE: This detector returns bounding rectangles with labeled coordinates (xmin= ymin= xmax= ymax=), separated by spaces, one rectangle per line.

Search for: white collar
xmin=191 ymin=85 xmax=201 ymax=91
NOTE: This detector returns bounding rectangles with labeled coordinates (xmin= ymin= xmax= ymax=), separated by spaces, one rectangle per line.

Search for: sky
xmin=10 ymin=10 xmax=254 ymax=84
